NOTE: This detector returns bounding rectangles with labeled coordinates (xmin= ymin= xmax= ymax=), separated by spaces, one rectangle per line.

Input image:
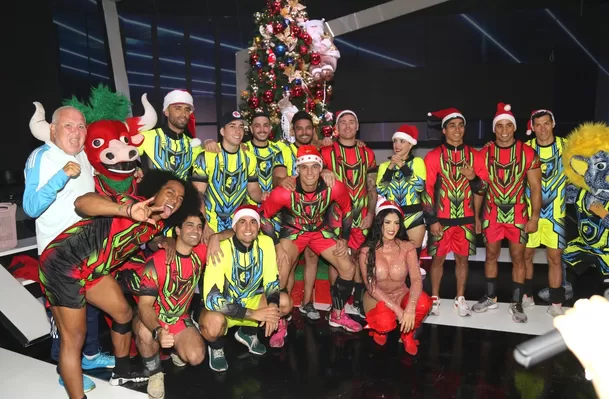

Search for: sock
xmin=240 ymin=326 xmax=258 ymax=336
xmin=512 ymin=282 xmax=525 ymax=303
xmin=549 ymin=286 xmax=565 ymax=305
xmin=353 ymin=283 xmax=365 ymax=306
xmin=141 ymin=353 xmax=162 ymax=375
xmin=524 ymin=278 xmax=533 ymax=297
xmin=486 ymin=278 xmax=497 ymax=298
xmin=114 ymin=355 xmax=131 ymax=375
xmin=83 ymin=352 xmax=99 ymax=361
xmin=332 ymin=277 xmax=354 ymax=310
xmin=208 ymin=335 xmax=227 ymax=350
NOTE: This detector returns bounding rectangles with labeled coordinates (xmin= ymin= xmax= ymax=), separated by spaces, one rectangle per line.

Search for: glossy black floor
xmin=1 ymin=260 xmax=601 ymax=399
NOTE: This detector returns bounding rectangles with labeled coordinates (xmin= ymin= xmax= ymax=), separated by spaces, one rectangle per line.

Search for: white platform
xmin=423 ymin=298 xmax=563 ymax=336
xmin=0 ymin=348 xmax=146 ymax=398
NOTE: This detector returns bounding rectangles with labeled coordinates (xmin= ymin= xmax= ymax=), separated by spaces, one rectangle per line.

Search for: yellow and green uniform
xmin=245 ymin=140 xmax=289 ymax=205
xmin=192 ymin=143 xmax=258 ymax=233
xmin=138 ymin=126 xmax=202 ymax=180
xmin=563 ymin=187 xmax=609 ymax=278
xmin=203 ymin=235 xmax=280 ymax=334
xmin=272 ymin=142 xmax=299 ymax=177
xmin=376 ymin=155 xmax=427 ymax=229
xmin=525 ymin=137 xmax=568 ymax=249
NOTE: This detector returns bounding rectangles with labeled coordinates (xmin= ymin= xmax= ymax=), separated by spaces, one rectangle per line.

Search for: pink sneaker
xmin=328 ymin=309 xmax=362 ymax=332
xmin=269 ymin=319 xmax=287 ymax=348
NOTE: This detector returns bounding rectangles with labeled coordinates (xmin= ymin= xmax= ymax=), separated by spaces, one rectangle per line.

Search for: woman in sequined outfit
xmin=359 ymin=200 xmax=432 ymax=355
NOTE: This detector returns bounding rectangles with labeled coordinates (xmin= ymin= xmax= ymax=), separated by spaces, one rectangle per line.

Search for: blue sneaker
xmin=59 ymin=375 xmax=96 ymax=393
xmin=81 ymin=352 xmax=115 ymax=370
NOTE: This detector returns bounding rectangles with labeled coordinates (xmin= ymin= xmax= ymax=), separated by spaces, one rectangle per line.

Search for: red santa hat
xmin=334 ymin=110 xmax=358 ymax=126
xmin=492 ymin=102 xmax=516 ymax=132
xmin=295 ymin=145 xmax=323 ymax=168
xmin=163 ymin=89 xmax=194 ymax=111
xmin=232 ymin=205 xmax=261 ymax=229
xmin=427 ymin=108 xmax=466 ymax=127
xmin=392 ymin=124 xmax=418 ymax=145
xmin=526 ymin=109 xmax=556 ymax=135
xmin=375 ymin=199 xmax=404 ymax=216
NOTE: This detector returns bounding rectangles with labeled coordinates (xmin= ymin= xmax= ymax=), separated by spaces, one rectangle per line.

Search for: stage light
xmin=460 ymin=14 xmax=522 ymax=64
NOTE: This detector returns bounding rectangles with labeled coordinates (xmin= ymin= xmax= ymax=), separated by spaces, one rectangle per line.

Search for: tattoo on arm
xmin=366 ymin=172 xmax=377 ymax=191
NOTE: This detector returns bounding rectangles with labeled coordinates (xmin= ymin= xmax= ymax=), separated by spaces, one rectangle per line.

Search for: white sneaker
xmin=547 ymin=304 xmax=565 ymax=317
xmin=420 ymin=267 xmax=427 ymax=278
xmin=522 ymin=294 xmax=535 ymax=308
xmin=147 ymin=372 xmax=165 ymax=399
xmin=170 ymin=353 xmax=186 ymax=368
xmin=430 ymin=296 xmax=441 ymax=315
xmin=454 ymin=296 xmax=471 ymax=317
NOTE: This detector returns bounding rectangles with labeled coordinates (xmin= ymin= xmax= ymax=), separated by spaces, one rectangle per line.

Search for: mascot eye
xmin=596 ymin=162 xmax=607 ymax=171
xmin=92 ymin=138 xmax=105 ymax=148
xmin=120 ymin=136 xmax=129 ymax=144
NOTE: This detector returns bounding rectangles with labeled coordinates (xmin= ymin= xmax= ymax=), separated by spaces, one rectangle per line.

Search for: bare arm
xmin=137 ymin=295 xmax=161 ymax=332
xmin=272 ymin=166 xmax=288 ymax=188
xmin=74 ymin=192 xmax=129 ymax=218
xmin=359 ymin=247 xmax=403 ymax=317
xmin=474 ymin=193 xmax=484 ymax=220
xmin=526 ymin=167 xmax=542 ymax=221
xmin=366 ymin=171 xmax=378 ymax=218
xmin=247 ymin=181 xmax=263 ymax=203
xmin=192 ymin=181 xmax=208 ymax=216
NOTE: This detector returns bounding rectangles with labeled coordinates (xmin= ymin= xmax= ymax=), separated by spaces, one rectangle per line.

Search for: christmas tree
xmin=239 ymin=0 xmax=339 ymax=143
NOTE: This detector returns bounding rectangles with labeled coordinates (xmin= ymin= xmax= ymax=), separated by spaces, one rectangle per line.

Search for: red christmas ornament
xmin=315 ymin=89 xmax=324 ymax=100
xmin=250 ymin=53 xmax=259 ymax=65
xmin=270 ymin=0 xmax=281 ymax=14
xmin=322 ymin=125 xmax=334 ymax=138
xmin=290 ymin=86 xmax=304 ymax=97
xmin=302 ymin=33 xmax=312 ymax=45
xmin=278 ymin=62 xmax=286 ymax=69
xmin=263 ymin=90 xmax=274 ymax=103
xmin=291 ymin=25 xmax=302 ymax=37
xmin=248 ymin=96 xmax=260 ymax=108
xmin=267 ymin=50 xmax=276 ymax=65
xmin=298 ymin=45 xmax=308 ymax=55
xmin=307 ymin=99 xmax=316 ymax=111
xmin=273 ymin=21 xmax=284 ymax=34
xmin=310 ymin=52 xmax=321 ymax=66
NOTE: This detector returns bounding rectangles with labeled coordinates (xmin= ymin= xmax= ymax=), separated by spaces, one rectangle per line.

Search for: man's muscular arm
xmin=526 ymin=167 xmax=542 ymax=233
xmin=362 ymin=170 xmax=378 ymax=229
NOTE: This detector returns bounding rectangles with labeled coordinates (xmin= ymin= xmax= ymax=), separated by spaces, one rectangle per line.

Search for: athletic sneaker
xmin=454 ymin=296 xmax=471 ymax=317
xmin=420 ymin=267 xmax=427 ymax=279
xmin=147 ymin=372 xmax=164 ymax=399
xmin=522 ymin=294 xmax=535 ymax=308
xmin=59 ymin=375 xmax=95 ymax=393
xmin=472 ymin=295 xmax=498 ymax=313
xmin=170 ymin=353 xmax=186 ymax=367
xmin=509 ymin=302 xmax=528 ymax=323
xmin=328 ymin=309 xmax=362 ymax=332
xmin=269 ymin=319 xmax=288 ymax=348
xmin=81 ymin=351 xmax=115 ymax=369
xmin=345 ymin=302 xmax=365 ymax=319
xmin=430 ymin=296 xmax=441 ymax=316
xmin=208 ymin=347 xmax=228 ymax=372
xmin=109 ymin=369 xmax=149 ymax=386
xmin=299 ymin=302 xmax=321 ymax=320
xmin=538 ymin=282 xmax=573 ymax=302
xmin=547 ymin=304 xmax=565 ymax=317
xmin=235 ymin=329 xmax=267 ymax=355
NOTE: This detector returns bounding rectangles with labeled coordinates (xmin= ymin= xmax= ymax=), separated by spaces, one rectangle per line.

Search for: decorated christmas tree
xmin=239 ymin=0 xmax=340 ymax=143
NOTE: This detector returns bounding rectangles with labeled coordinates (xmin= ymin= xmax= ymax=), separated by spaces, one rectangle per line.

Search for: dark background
xmin=11 ymin=0 xmax=609 ymax=175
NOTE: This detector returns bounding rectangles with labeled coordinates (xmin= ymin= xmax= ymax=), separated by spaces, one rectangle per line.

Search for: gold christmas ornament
xmin=240 ymin=90 xmax=250 ymax=98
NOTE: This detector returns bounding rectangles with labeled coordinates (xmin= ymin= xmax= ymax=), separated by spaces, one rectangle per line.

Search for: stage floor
xmin=0 ymin=259 xmax=599 ymax=399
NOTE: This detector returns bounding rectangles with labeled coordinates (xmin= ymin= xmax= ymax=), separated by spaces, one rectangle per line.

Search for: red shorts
xmin=160 ymin=315 xmax=195 ymax=336
xmin=483 ymin=222 xmax=527 ymax=244
xmin=428 ymin=225 xmax=476 ymax=257
xmin=292 ymin=231 xmax=337 ymax=256
xmin=348 ymin=228 xmax=366 ymax=251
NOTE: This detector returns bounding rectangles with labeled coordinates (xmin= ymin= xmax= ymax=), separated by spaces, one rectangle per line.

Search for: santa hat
xmin=295 ymin=145 xmax=323 ymax=168
xmin=526 ymin=109 xmax=556 ymax=135
xmin=392 ymin=124 xmax=418 ymax=145
xmin=163 ymin=89 xmax=194 ymax=112
xmin=427 ymin=108 xmax=466 ymax=128
xmin=232 ymin=205 xmax=261 ymax=229
xmin=375 ymin=199 xmax=403 ymax=216
xmin=492 ymin=102 xmax=516 ymax=132
xmin=334 ymin=110 xmax=358 ymax=126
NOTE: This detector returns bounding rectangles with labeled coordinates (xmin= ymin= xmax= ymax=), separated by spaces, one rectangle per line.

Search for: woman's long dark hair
xmin=360 ymin=208 xmax=409 ymax=288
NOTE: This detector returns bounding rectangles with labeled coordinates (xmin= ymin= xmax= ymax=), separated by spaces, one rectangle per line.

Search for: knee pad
xmin=112 ymin=319 xmax=133 ymax=335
